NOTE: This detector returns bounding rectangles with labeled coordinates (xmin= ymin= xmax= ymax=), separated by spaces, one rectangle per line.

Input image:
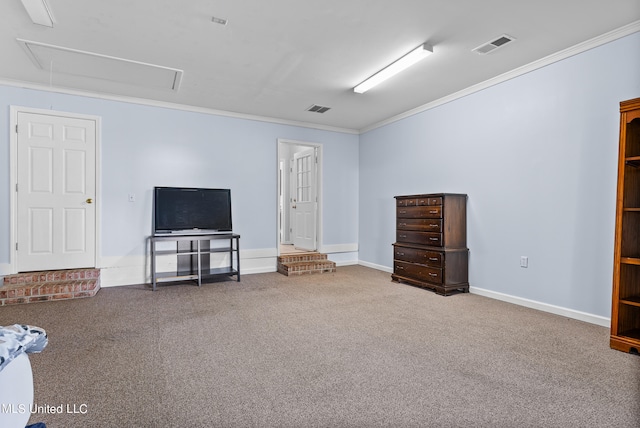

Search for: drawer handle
xmin=397 ymin=252 xmax=405 ymax=256
xmin=430 ymin=224 xmax=438 ymax=228
xmin=429 ymin=237 xmax=438 ymax=241
xmin=396 ymin=266 xmax=404 ymax=270
xmin=400 ymin=234 xmax=407 ymax=238
xmin=419 ymin=200 xmax=426 ymax=204
xmin=429 ymin=273 xmax=438 ymax=277
xmin=428 ymin=257 xmax=438 ymax=261
xmin=399 ymin=223 xmax=407 ymax=226
xmin=429 ymin=210 xmax=438 ymax=214
xmin=399 ymin=210 xmax=407 ymax=214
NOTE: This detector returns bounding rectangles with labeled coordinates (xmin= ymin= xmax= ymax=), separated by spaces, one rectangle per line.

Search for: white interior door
xmin=292 ymin=147 xmax=317 ymax=251
xmin=17 ymin=111 xmax=97 ymax=272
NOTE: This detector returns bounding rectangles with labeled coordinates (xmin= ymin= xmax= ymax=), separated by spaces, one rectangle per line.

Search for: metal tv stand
xmin=150 ymin=233 xmax=240 ymax=291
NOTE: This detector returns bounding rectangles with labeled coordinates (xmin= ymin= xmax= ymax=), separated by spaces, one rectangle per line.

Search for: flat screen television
xmin=154 ymin=187 xmax=232 ymax=235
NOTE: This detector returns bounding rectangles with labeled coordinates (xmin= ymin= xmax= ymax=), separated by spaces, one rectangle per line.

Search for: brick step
xmin=1 ymin=269 xmax=101 ymax=306
xmin=277 ymin=253 xmax=336 ymax=276
xmin=3 ymin=268 xmax=100 ymax=285
xmin=278 ymin=253 xmax=329 ymax=263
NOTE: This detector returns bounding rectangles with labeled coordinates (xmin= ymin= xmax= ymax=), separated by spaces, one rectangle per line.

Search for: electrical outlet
xmin=520 ymin=256 xmax=528 ymax=268
xmin=128 ymin=193 xmax=136 ymax=202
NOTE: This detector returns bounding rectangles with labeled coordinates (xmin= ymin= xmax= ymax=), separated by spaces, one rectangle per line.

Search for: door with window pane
xmin=292 ymin=147 xmax=316 ymax=250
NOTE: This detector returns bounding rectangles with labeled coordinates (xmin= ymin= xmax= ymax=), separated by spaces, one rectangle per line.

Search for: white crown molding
xmin=0 ymin=78 xmax=359 ymax=135
xmin=359 ymin=20 xmax=640 ymax=134
xmin=1 ymin=21 xmax=637 ymax=137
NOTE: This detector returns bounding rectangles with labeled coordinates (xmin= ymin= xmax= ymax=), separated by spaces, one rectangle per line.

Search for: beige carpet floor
xmin=1 ymin=265 xmax=639 ymax=427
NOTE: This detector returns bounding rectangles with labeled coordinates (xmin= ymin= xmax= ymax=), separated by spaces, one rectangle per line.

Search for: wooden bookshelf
xmin=611 ymin=97 xmax=640 ymax=354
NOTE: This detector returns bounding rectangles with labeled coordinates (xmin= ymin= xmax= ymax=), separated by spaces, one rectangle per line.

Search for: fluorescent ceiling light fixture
xmin=20 ymin=0 xmax=55 ymax=27
xmin=354 ymin=43 xmax=433 ymax=94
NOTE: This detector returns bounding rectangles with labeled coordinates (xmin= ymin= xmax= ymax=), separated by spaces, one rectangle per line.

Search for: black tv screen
xmin=154 ymin=187 xmax=232 ymax=234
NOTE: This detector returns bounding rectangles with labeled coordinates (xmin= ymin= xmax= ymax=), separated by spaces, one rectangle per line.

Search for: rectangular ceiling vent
xmin=472 ymin=34 xmax=516 ymax=55
xmin=306 ymin=104 xmax=331 ymax=114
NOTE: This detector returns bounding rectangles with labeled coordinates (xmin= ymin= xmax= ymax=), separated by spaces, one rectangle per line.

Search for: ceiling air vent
xmin=306 ymin=104 xmax=331 ymax=114
xmin=472 ymin=34 xmax=516 ymax=55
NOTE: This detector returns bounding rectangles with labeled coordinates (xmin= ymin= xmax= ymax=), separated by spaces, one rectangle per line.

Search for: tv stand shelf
xmin=150 ymin=233 xmax=240 ymax=291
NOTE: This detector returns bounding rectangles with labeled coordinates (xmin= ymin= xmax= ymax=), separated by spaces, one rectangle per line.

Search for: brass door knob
xmin=86 ymin=198 xmax=93 ymax=204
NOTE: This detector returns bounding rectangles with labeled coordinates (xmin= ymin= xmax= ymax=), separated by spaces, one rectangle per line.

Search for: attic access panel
xmin=17 ymin=39 xmax=183 ymax=91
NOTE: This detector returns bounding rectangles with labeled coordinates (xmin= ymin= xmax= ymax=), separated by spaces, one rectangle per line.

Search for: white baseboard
xmin=98 ymin=246 xmax=361 ymax=287
xmin=99 ymin=255 xmax=146 ymax=287
xmin=238 ymin=248 xmax=278 ymax=275
xmin=99 ymin=248 xmax=279 ymax=287
xmin=0 ymin=263 xmax=12 ymax=277
xmin=469 ymin=287 xmax=610 ymax=327
xmin=1 ymin=244 xmax=360 ymax=287
xmin=360 ymin=262 xmax=610 ymax=327
xmin=335 ymin=260 xmax=359 ymax=267
xmin=4 ymin=249 xmax=611 ymax=328
xmin=319 ymin=243 xmax=358 ymax=253
xmin=326 ymin=249 xmax=359 ymax=266
xmin=358 ymin=260 xmax=392 ymax=273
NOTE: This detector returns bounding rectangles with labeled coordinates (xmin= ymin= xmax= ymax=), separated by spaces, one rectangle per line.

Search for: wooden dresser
xmin=392 ymin=193 xmax=469 ymax=295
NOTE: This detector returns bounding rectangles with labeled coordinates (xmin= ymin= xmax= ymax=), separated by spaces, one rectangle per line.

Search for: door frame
xmin=276 ymin=139 xmax=322 ymax=255
xmin=9 ymin=106 xmax=102 ymax=274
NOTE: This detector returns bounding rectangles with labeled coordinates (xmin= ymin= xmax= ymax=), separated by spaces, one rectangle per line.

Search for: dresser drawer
xmin=394 ymin=261 xmax=442 ymax=284
xmin=399 ymin=196 xmax=443 ymax=206
xmin=419 ymin=196 xmax=442 ymax=206
xmin=423 ymin=251 xmax=443 ymax=267
xmin=396 ymin=206 xmax=442 ymax=219
xmin=397 ymin=231 xmax=442 ymax=246
xmin=393 ymin=246 xmax=443 ymax=267
xmin=396 ymin=198 xmax=416 ymax=207
xmin=397 ymin=218 xmax=442 ymax=232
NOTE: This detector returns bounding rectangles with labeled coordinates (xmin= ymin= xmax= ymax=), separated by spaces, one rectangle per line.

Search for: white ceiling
xmin=1 ymin=1 xmax=639 ymax=132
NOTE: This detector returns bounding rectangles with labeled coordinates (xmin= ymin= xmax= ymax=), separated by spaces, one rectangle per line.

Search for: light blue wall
xmin=0 ymin=88 xmax=359 ymax=264
xmin=359 ymin=32 xmax=640 ymax=318
xmin=2 ymin=32 xmax=639 ymax=318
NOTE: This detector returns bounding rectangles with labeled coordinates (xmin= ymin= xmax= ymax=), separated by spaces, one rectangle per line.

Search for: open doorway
xmin=277 ymin=139 xmax=322 ymax=255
